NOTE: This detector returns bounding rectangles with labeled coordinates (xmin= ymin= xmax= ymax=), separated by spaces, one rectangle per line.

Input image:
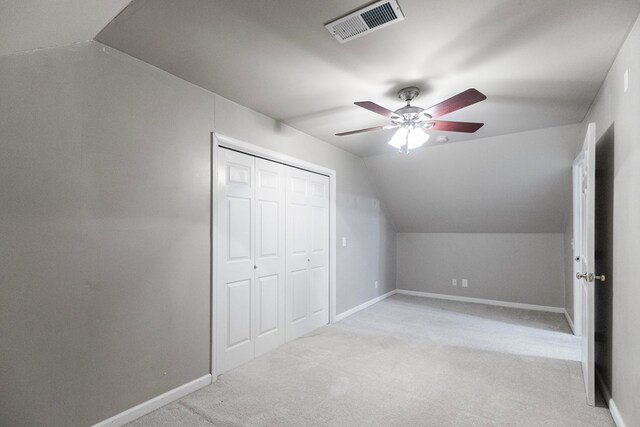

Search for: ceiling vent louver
xmin=325 ymin=0 xmax=405 ymax=43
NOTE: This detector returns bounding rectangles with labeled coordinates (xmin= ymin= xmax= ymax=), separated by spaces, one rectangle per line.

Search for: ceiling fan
xmin=336 ymin=87 xmax=487 ymax=154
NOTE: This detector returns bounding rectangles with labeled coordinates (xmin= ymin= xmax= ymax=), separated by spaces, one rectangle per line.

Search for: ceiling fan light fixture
xmin=335 ymin=88 xmax=486 ymax=154
xmin=388 ymin=127 xmax=429 ymax=152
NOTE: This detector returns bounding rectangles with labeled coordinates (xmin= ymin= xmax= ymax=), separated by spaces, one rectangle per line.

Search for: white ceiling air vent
xmin=325 ymin=0 xmax=405 ymax=43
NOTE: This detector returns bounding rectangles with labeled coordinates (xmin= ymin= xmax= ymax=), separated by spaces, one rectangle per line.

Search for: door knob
xmin=576 ymin=272 xmax=588 ymax=280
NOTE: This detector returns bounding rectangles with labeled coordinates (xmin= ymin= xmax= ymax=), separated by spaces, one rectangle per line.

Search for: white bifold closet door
xmin=216 ymin=148 xmax=286 ymax=373
xmin=217 ymin=147 xmax=329 ymax=374
xmin=285 ymin=167 xmax=330 ymax=342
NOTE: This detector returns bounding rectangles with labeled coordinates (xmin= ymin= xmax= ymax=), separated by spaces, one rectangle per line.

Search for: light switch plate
xmin=462 ymin=279 xmax=468 ymax=288
xmin=624 ymin=68 xmax=629 ymax=93
xmin=342 ymin=237 xmax=347 ymax=247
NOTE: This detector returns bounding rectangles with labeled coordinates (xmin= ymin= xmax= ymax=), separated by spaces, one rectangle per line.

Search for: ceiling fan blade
xmin=424 ymin=88 xmax=487 ymax=118
xmin=354 ymin=101 xmax=397 ymax=118
xmin=427 ymin=120 xmax=484 ymax=133
xmin=335 ymin=125 xmax=398 ymax=136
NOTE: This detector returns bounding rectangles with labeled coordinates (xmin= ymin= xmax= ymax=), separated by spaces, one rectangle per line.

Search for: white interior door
xmin=572 ymin=161 xmax=583 ymax=336
xmin=216 ymin=148 xmax=255 ymax=373
xmin=253 ymin=158 xmax=286 ymax=357
xmin=285 ymin=167 xmax=330 ymax=341
xmin=576 ymin=122 xmax=596 ymax=406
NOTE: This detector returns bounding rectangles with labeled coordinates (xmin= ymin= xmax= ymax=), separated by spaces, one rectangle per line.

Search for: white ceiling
xmin=96 ymin=0 xmax=640 ymax=157
xmin=0 ymin=0 xmax=131 ymax=56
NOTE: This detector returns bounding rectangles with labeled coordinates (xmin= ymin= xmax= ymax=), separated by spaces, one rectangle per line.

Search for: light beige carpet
xmin=128 ymin=294 xmax=614 ymax=426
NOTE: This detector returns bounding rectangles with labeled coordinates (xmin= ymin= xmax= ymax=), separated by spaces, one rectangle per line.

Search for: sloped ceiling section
xmin=364 ymin=124 xmax=582 ymax=233
xmin=97 ymin=0 xmax=640 ymax=157
xmin=93 ymin=0 xmax=640 ymax=233
xmin=0 ymin=0 xmax=131 ymax=56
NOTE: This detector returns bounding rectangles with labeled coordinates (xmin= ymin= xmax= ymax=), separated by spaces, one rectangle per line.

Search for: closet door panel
xmin=286 ymin=168 xmax=311 ymax=341
xmin=289 ymin=203 xmax=308 ymax=254
xmin=217 ymin=149 xmax=255 ymax=373
xmin=254 ymin=158 xmax=286 ymax=357
xmin=308 ymin=173 xmax=330 ymax=330
xmin=311 ymin=206 xmax=327 ymax=253
xmin=291 ymin=268 xmax=309 ymax=323
xmin=286 ymin=168 xmax=329 ymax=340
xmin=227 ymin=279 xmax=252 ymax=348
xmin=257 ymin=201 xmax=278 ymax=257
xmin=310 ymin=266 xmax=327 ymax=316
xmin=256 ymin=274 xmax=279 ymax=335
xmin=228 ymin=197 xmax=251 ymax=260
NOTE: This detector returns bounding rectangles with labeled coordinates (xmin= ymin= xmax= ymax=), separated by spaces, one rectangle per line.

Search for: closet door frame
xmin=210 ymin=132 xmax=337 ymax=379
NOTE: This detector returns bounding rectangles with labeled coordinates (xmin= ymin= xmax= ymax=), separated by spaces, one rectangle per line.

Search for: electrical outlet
xmin=374 ymin=281 xmax=378 ymax=289
xmin=462 ymin=279 xmax=468 ymax=288
xmin=452 ymin=279 xmax=457 ymax=286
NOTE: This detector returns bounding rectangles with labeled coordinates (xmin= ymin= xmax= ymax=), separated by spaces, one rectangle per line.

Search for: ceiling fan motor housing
xmin=393 ymin=87 xmax=431 ymax=128
xmin=397 ymin=86 xmax=420 ymax=103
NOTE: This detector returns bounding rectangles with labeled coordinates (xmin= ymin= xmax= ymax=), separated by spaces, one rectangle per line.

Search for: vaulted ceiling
xmin=0 ymin=0 xmax=130 ymax=56
xmin=96 ymin=0 xmax=640 ymax=157
xmin=3 ymin=0 xmax=639 ymax=233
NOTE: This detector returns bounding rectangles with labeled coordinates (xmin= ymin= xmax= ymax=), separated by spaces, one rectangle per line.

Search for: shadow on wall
xmin=336 ymin=193 xmax=396 ymax=314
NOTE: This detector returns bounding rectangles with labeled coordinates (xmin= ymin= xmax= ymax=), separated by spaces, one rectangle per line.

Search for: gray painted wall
xmin=565 ymin=15 xmax=640 ymax=426
xmin=0 ymin=41 xmax=396 ymax=426
xmin=0 ymin=42 xmax=213 ymax=426
xmin=397 ymin=233 xmax=565 ymax=308
xmin=213 ymin=95 xmax=397 ymax=314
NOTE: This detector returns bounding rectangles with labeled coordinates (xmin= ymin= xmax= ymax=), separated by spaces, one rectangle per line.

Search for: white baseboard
xmin=92 ymin=374 xmax=212 ymax=427
xmin=564 ymin=309 xmax=576 ymax=334
xmin=395 ymin=289 xmax=564 ymax=313
xmin=595 ymin=370 xmax=626 ymax=427
xmin=609 ymin=399 xmax=626 ymax=427
xmin=335 ymin=290 xmax=397 ymax=322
